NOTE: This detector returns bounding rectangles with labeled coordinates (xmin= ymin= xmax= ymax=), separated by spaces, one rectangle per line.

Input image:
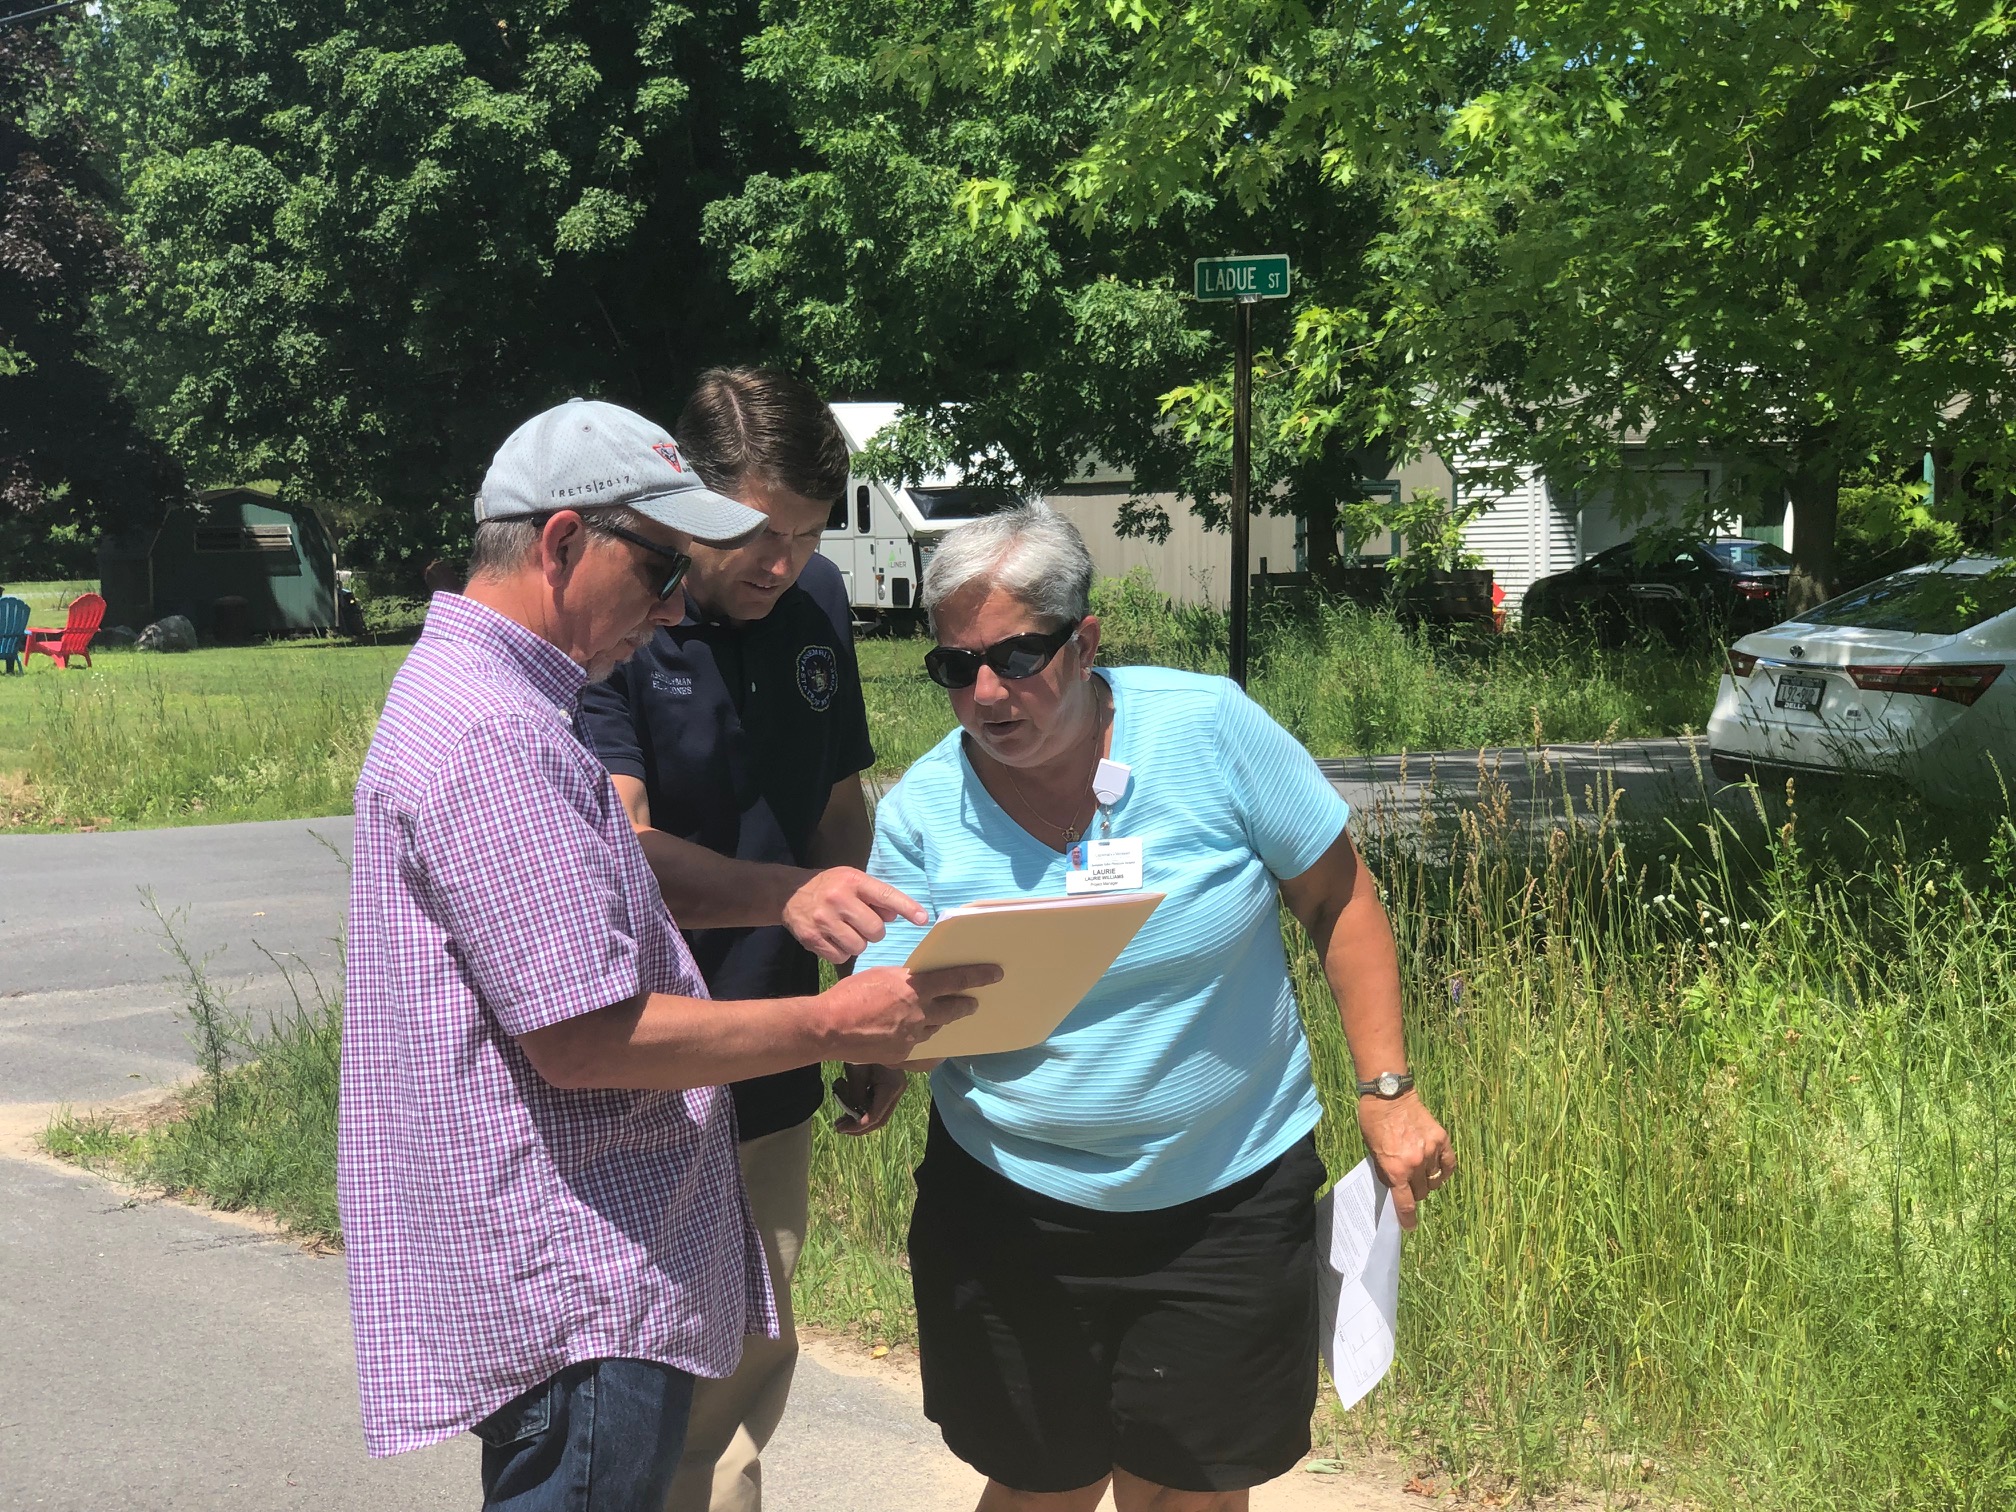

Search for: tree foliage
xmin=703 ymin=0 xmax=1397 ymax=570
xmin=77 ymin=0 xmax=793 ymax=579
xmin=958 ymin=0 xmax=2016 ymax=603
xmin=1 ymin=17 xmax=180 ymax=563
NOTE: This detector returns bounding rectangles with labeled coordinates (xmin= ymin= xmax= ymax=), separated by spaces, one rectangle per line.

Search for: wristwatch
xmin=1355 ymin=1070 xmax=1415 ymax=1100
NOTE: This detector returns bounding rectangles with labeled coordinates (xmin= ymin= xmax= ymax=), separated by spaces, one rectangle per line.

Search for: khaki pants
xmin=666 ymin=1116 xmax=813 ymax=1512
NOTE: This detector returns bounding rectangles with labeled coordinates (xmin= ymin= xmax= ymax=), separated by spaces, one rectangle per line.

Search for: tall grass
xmin=855 ymin=570 xmax=1722 ymax=775
xmin=3 ymin=645 xmax=401 ymax=829
xmin=804 ymin=777 xmax=2016 ymax=1509
xmin=49 ymin=779 xmax=2013 ymax=1504
xmin=39 ymin=579 xmax=2007 ymax=1504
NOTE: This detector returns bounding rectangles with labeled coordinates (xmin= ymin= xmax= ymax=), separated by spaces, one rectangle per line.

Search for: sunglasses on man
xmin=923 ymin=621 xmax=1080 ymax=690
xmin=531 ymin=512 xmax=693 ymax=601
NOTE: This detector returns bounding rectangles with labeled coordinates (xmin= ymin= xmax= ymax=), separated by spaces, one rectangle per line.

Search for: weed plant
xmin=46 ymin=905 xmax=344 ymax=1242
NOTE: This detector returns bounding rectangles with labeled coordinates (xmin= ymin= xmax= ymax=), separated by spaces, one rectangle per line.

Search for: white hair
xmin=920 ymin=505 xmax=1093 ymax=632
xmin=467 ymin=503 xmax=654 ymax=581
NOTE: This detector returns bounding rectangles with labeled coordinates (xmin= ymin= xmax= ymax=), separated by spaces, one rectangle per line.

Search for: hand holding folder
xmin=902 ymin=891 xmax=1165 ymax=1060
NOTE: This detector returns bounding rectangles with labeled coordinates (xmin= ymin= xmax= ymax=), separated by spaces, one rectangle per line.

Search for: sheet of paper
xmin=1315 ymin=1157 xmax=1402 ymax=1411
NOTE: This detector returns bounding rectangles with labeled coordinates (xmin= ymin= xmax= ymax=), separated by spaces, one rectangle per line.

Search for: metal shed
xmin=99 ymin=487 xmax=340 ymax=640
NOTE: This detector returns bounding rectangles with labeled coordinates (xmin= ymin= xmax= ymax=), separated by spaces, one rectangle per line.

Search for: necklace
xmin=1000 ymin=690 xmax=1107 ymax=843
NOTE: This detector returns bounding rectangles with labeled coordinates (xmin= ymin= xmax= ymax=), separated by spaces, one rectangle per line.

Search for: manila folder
xmin=902 ymin=891 xmax=1164 ymax=1059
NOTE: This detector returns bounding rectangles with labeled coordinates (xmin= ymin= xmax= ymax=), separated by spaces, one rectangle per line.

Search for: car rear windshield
xmin=1800 ymin=570 xmax=2016 ymax=635
xmin=1702 ymin=540 xmax=1793 ymax=570
xmin=909 ymin=486 xmax=1025 ymax=520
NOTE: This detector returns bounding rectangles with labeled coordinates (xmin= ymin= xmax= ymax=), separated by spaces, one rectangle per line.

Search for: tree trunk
xmin=1785 ymin=461 xmax=1841 ymax=613
xmin=1302 ymin=501 xmax=1348 ymax=592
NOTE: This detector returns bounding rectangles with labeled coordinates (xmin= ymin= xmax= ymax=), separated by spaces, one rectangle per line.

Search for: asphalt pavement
xmin=1321 ymin=735 xmax=1750 ymax=838
xmin=1 ymin=817 xmax=355 ymax=1104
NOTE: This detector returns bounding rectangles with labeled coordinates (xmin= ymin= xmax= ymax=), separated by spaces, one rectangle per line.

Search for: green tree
xmin=1 ymin=15 xmax=181 ymax=576
xmin=703 ymin=0 xmax=1398 ymax=583
xmin=76 ymin=0 xmax=793 ymax=581
xmin=959 ymin=0 xmax=2016 ymax=606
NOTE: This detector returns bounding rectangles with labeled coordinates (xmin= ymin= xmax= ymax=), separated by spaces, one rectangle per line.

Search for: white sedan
xmin=1708 ymin=557 xmax=2016 ymax=802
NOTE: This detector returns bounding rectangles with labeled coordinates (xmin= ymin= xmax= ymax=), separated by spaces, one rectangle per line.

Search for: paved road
xmin=0 ymin=816 xmax=984 ymax=1509
xmin=0 ymin=1146 xmax=993 ymax=1511
xmin=1 ymin=818 xmax=355 ymax=1105
xmin=1322 ymin=735 xmax=1751 ymax=839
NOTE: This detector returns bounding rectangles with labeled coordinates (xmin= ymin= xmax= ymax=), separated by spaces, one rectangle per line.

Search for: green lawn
xmin=3 ymin=574 xmax=1726 ymax=832
xmin=0 ymin=640 xmax=407 ymax=831
xmin=3 ymin=577 xmax=98 ymax=625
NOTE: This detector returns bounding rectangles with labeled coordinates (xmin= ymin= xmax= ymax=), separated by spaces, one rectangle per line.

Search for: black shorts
xmin=907 ymin=1108 xmax=1325 ymax=1494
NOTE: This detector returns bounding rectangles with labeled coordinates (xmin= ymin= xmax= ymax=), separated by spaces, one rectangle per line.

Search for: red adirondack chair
xmin=24 ymin=591 xmax=107 ymax=670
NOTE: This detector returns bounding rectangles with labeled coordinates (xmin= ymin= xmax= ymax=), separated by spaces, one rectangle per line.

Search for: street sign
xmin=1193 ymin=254 xmax=1290 ymax=302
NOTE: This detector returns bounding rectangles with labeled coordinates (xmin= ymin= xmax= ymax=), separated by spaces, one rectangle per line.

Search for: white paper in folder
xmin=1314 ymin=1158 xmax=1403 ymax=1410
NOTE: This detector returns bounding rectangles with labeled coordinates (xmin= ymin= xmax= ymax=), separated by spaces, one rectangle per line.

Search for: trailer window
xmin=855 ymin=485 xmax=871 ymax=534
xmin=828 ymin=494 xmax=848 ymax=532
xmin=196 ymin=521 xmax=295 ymax=553
xmin=909 ymin=486 xmax=1024 ymax=520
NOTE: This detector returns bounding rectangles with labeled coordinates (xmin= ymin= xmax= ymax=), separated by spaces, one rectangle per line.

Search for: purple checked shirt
xmin=339 ymin=593 xmax=773 ymax=1457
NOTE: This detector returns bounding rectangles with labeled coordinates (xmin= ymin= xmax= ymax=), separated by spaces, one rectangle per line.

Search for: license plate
xmin=1773 ymin=674 xmax=1827 ymax=712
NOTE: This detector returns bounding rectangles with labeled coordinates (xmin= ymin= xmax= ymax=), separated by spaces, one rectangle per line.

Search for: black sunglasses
xmin=534 ymin=512 xmax=692 ymax=601
xmin=923 ymin=621 xmax=1079 ymax=690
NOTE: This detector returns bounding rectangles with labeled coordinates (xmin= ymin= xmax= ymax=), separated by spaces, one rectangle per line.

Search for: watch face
xmin=1377 ymin=1072 xmax=1401 ymax=1097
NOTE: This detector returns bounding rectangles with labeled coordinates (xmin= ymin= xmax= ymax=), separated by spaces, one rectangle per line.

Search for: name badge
xmin=1064 ymin=836 xmax=1145 ymax=895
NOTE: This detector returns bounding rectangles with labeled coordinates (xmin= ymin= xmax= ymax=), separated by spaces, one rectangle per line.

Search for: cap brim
xmin=631 ymin=487 xmax=767 ymax=546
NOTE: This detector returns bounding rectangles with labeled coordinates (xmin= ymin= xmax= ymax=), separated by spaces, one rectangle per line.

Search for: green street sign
xmin=1193 ymin=254 xmax=1291 ymax=301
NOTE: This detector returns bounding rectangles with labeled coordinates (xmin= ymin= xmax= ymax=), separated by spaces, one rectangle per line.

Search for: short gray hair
xmin=921 ymin=505 xmax=1093 ymax=632
xmin=467 ymin=503 xmax=655 ymax=581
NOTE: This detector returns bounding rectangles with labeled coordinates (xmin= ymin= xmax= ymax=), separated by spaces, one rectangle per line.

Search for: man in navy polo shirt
xmin=580 ymin=368 xmax=921 ymax=1512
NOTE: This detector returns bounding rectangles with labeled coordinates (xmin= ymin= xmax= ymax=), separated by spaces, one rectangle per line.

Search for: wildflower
xmin=1447 ymin=976 xmax=1466 ymax=1006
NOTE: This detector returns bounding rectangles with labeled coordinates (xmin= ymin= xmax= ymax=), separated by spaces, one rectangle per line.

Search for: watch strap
xmin=1355 ymin=1070 xmax=1415 ymax=1099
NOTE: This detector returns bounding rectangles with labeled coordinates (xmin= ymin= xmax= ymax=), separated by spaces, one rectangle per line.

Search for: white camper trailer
xmin=819 ymin=402 xmax=1027 ymax=621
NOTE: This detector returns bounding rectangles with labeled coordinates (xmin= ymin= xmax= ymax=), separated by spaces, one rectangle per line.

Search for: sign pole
xmin=1229 ymin=296 xmax=1255 ymax=688
xmin=1190 ymin=253 xmax=1287 ymax=690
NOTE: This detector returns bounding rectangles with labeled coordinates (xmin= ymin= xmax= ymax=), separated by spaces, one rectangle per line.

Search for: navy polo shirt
xmin=580 ymin=552 xmax=875 ymax=1140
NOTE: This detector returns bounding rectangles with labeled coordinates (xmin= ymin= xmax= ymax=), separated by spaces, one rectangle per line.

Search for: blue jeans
xmin=475 ymin=1358 xmax=696 ymax=1511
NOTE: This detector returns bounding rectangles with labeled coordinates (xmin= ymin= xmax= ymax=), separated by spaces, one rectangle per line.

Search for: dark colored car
xmin=1522 ymin=536 xmax=1793 ymax=644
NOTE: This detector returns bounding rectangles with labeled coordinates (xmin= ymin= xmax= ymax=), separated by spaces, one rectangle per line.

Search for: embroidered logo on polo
xmin=650 ymin=672 xmax=694 ymax=697
xmin=795 ymin=645 xmax=837 ymax=711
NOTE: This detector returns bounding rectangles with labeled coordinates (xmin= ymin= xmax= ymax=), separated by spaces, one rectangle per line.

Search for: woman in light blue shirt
xmin=857 ymin=507 xmax=1454 ymax=1512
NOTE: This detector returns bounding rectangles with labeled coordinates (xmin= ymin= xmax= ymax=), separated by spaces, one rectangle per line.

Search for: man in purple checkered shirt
xmin=340 ymin=399 xmax=993 ymax=1511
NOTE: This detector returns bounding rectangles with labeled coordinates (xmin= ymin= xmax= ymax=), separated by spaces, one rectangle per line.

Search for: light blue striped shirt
xmin=858 ymin=665 xmax=1349 ymax=1210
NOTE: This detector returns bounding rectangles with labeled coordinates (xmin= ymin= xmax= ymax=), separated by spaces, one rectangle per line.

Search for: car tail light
xmin=1846 ymin=663 xmax=2006 ymax=706
xmin=1726 ymin=650 xmax=1758 ymax=677
xmin=1733 ymin=579 xmax=1777 ymax=601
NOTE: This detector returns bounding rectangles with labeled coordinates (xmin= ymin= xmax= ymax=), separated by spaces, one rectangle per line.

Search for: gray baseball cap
xmin=474 ymin=398 xmax=766 ymax=545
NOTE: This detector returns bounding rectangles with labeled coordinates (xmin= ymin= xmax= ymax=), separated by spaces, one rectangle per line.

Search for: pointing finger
xmin=866 ymin=879 xmax=930 ymax=926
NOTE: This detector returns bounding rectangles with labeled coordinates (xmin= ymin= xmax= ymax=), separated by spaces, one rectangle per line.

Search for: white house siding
xmin=1043 ymin=487 xmax=1299 ymax=609
xmin=1457 ymin=465 xmax=1579 ymax=611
